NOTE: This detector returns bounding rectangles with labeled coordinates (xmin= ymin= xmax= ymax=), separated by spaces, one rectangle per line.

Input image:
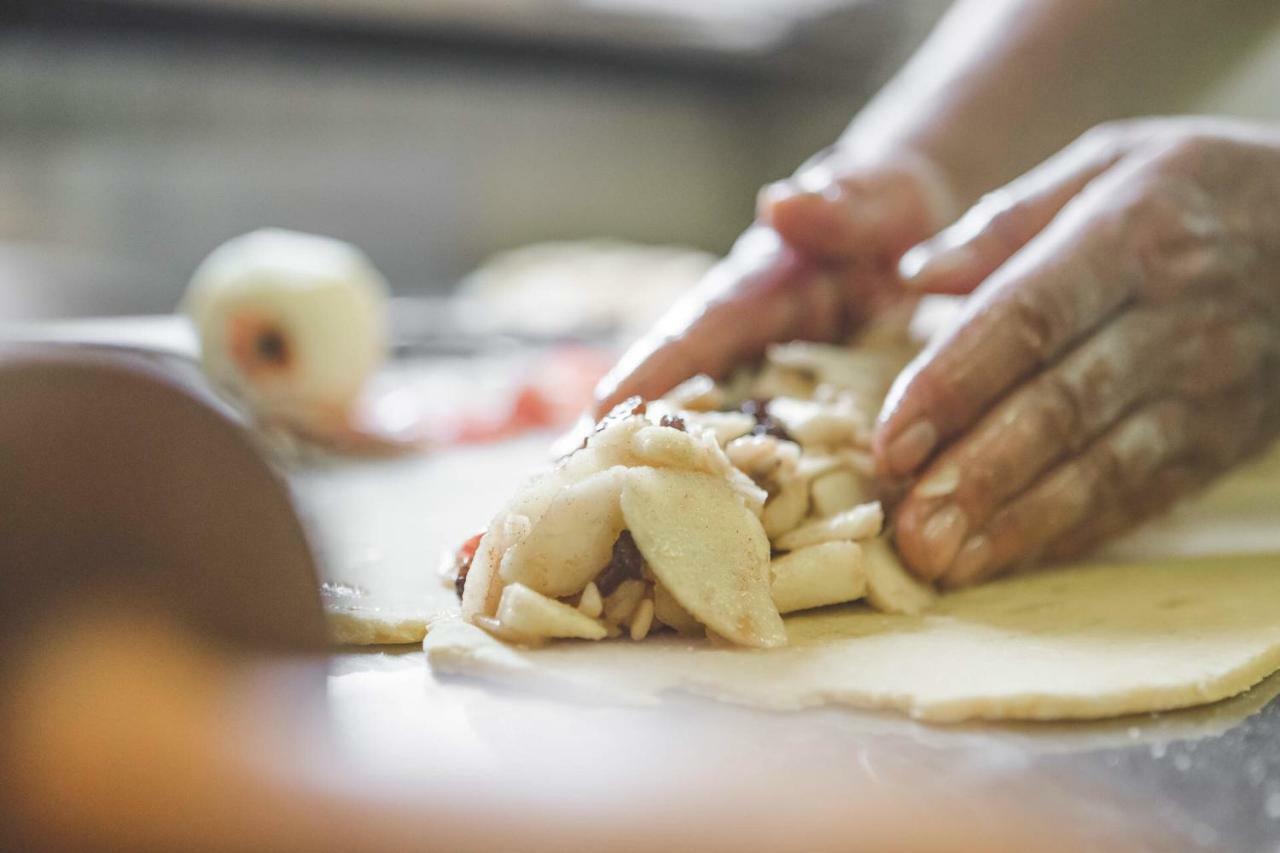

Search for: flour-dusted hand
xmin=882 ymin=120 xmax=1280 ymax=586
xmin=592 ymin=153 xmax=954 ymax=417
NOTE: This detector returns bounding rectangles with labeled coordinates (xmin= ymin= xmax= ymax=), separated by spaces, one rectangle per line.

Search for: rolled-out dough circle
xmin=426 ymin=554 xmax=1280 ymax=722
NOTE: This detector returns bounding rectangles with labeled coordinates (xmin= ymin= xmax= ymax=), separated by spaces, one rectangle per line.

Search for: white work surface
xmin=315 ymin=442 xmax=1280 ymax=851
xmin=16 ymin=315 xmax=1280 ymax=851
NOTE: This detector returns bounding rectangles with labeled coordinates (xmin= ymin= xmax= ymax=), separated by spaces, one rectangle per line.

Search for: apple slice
xmin=863 ymin=537 xmax=936 ymax=615
xmin=773 ymin=501 xmax=884 ymax=552
xmin=761 ymin=477 xmax=809 ymax=539
xmin=765 ymin=341 xmax=910 ymax=407
xmin=630 ymin=425 xmax=708 ymax=470
xmin=498 ymin=466 xmax=628 ymax=598
xmin=653 ymin=582 xmax=702 ymax=636
xmin=462 ymin=462 xmax=591 ymax=619
xmin=766 ymin=396 xmax=868 ymax=450
xmin=663 ymin=374 xmax=724 ymax=411
xmin=621 ymin=467 xmax=785 ymax=648
xmin=682 ymin=411 xmax=755 ymax=446
xmin=496 ymin=583 xmax=608 ymax=640
xmin=628 ymin=424 xmax=768 ymax=517
xmin=770 ymin=541 xmax=867 ymax=614
xmin=809 ymin=468 xmax=869 ymax=517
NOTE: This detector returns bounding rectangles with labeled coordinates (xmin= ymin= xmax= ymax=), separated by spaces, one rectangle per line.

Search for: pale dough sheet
xmin=302 ymin=437 xmax=1280 ymax=654
xmin=426 ymin=554 xmax=1280 ymax=722
xmin=299 ymin=433 xmax=1280 ymax=662
xmin=289 ymin=435 xmax=550 ymax=644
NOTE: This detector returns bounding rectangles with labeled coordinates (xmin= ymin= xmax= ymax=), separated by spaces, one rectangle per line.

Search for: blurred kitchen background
xmin=3 ymin=0 xmax=1279 ymax=322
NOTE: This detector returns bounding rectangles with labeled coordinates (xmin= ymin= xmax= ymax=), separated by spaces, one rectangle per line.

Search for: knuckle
xmin=961 ymin=189 xmax=1013 ymax=239
xmin=1147 ymin=130 xmax=1223 ymax=170
xmin=1076 ymin=119 xmax=1142 ymax=159
xmin=1005 ymin=279 xmax=1078 ymax=363
xmin=912 ymin=363 xmax=972 ymax=431
xmin=1035 ymin=371 xmax=1089 ymax=450
xmin=1089 ymin=177 xmax=1208 ymax=297
xmin=1176 ymin=314 xmax=1274 ymax=393
xmin=1082 ymin=440 xmax=1129 ymax=511
xmin=981 ymin=201 xmax=1034 ymax=251
xmin=1086 ymin=400 xmax=1189 ymax=505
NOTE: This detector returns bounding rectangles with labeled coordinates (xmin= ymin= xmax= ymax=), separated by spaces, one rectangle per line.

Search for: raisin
xmin=658 ymin=414 xmax=687 ymax=432
xmin=739 ymin=397 xmax=793 ymax=442
xmin=752 ymin=416 xmax=793 ymax=442
xmin=739 ymin=397 xmax=770 ymax=419
xmin=453 ymin=532 xmax=484 ymax=600
xmin=596 ymin=530 xmax=646 ymax=596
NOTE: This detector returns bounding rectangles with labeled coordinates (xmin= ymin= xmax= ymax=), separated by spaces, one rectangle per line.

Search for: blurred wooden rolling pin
xmin=0 ymin=344 xmax=1166 ymax=853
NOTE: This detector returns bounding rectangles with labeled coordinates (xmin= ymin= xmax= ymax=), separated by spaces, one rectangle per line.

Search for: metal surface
xmin=328 ymin=648 xmax=1280 ymax=851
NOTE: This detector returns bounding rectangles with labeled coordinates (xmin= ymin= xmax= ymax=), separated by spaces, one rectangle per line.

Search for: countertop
xmin=12 ymin=315 xmax=1280 ymax=851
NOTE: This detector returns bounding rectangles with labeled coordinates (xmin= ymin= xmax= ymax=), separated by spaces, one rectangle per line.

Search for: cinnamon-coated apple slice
xmin=498 ymin=467 xmax=628 ymax=598
xmin=620 ymin=467 xmax=786 ymax=649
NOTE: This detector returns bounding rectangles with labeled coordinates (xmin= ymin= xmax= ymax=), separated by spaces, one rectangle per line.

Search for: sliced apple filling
xmin=454 ymin=325 xmax=936 ymax=648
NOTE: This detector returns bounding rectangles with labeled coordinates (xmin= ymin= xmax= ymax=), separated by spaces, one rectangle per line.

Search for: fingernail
xmin=758 ymin=179 xmax=801 ymax=212
xmin=887 ymin=420 xmax=938 ymax=474
xmin=921 ymin=504 xmax=968 ymax=574
xmin=916 ymin=462 xmax=961 ymax=499
xmin=945 ymin=535 xmax=993 ymax=587
xmin=899 ymin=242 xmax=975 ymax=288
xmin=898 ymin=244 xmax=932 ymax=281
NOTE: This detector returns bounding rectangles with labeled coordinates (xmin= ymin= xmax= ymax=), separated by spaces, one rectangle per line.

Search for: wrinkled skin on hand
xmin=885 ymin=119 xmax=1280 ymax=587
xmin=592 ymin=152 xmax=952 ymax=415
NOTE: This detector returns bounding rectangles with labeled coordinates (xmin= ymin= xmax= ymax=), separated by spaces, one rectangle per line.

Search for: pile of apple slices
xmin=456 ymin=326 xmax=936 ymax=649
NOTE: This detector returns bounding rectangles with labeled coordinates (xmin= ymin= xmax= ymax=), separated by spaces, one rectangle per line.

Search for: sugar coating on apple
xmin=183 ymin=228 xmax=389 ymax=421
xmin=629 ymin=423 xmax=766 ymax=516
xmin=620 ymin=467 xmax=785 ymax=649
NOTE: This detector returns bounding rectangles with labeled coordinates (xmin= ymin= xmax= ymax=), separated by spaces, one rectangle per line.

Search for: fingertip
xmin=756 ymin=179 xmax=800 ymax=218
xmin=897 ymin=241 xmax=980 ymax=295
xmin=590 ymin=365 xmax=630 ymax=420
xmin=891 ymin=497 xmax=958 ymax=583
xmin=938 ymin=534 xmax=994 ymax=588
xmin=883 ymin=418 xmax=939 ymax=478
xmin=897 ymin=243 xmax=932 ymax=283
xmin=762 ymin=190 xmax=841 ymax=254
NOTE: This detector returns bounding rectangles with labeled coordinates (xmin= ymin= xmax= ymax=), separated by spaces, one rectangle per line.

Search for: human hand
xmin=592 ymin=151 xmax=954 ymax=416
xmin=881 ymin=119 xmax=1280 ymax=586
